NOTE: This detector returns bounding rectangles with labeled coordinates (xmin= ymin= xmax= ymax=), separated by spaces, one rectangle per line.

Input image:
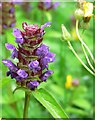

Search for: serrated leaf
xmin=32 ymin=88 xmax=69 ymax=119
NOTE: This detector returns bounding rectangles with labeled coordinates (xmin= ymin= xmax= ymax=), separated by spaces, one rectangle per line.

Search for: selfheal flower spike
xmin=38 ymin=0 xmax=60 ymax=11
xmin=2 ymin=22 xmax=55 ymax=90
xmin=2 ymin=2 xmax=16 ymax=30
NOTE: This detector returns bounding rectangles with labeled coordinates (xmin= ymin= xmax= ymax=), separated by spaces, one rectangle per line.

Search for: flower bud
xmin=74 ymin=9 xmax=84 ymax=20
xmin=72 ymin=79 xmax=79 ymax=86
xmin=61 ymin=24 xmax=72 ymax=41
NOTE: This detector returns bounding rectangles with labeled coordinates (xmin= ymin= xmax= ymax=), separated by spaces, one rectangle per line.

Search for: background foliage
xmin=0 ymin=2 xmax=93 ymax=118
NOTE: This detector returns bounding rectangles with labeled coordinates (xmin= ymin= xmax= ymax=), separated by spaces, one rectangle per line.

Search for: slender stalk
xmin=23 ymin=91 xmax=30 ymax=119
xmin=76 ymin=20 xmax=94 ymax=63
xmin=67 ymin=41 xmax=95 ymax=76
xmin=82 ymin=44 xmax=95 ymax=72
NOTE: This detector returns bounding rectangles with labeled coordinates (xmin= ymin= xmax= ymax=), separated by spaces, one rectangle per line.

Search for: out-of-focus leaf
xmin=2 ymin=104 xmax=16 ymax=117
xmin=72 ymin=99 xmax=91 ymax=111
xmin=32 ymin=88 xmax=69 ymax=119
xmin=66 ymin=107 xmax=88 ymax=117
xmin=46 ymin=31 xmax=61 ymax=38
xmin=45 ymin=12 xmax=52 ymax=21
xmin=0 ymin=77 xmax=10 ymax=88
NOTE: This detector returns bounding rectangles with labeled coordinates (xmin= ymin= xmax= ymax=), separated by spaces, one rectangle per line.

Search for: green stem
xmin=76 ymin=20 xmax=94 ymax=63
xmin=23 ymin=91 xmax=30 ymax=119
xmin=82 ymin=44 xmax=95 ymax=72
xmin=67 ymin=41 xmax=95 ymax=76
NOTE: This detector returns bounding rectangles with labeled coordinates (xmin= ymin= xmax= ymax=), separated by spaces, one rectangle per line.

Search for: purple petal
xmin=44 ymin=2 xmax=51 ymax=9
xmin=17 ymin=69 xmax=28 ymax=78
xmin=45 ymin=52 xmax=56 ymax=62
xmin=40 ymin=58 xmax=48 ymax=70
xmin=11 ymin=49 xmax=18 ymax=59
xmin=41 ymin=22 xmax=51 ymax=31
xmin=3 ymin=24 xmax=7 ymax=29
xmin=9 ymin=7 xmax=14 ymax=13
xmin=15 ymin=76 xmax=22 ymax=81
xmin=10 ymin=23 xmax=15 ymax=27
xmin=28 ymin=60 xmax=39 ymax=69
xmin=2 ymin=59 xmax=18 ymax=71
xmin=5 ymin=43 xmax=16 ymax=50
xmin=35 ymin=44 xmax=49 ymax=57
xmin=15 ymin=37 xmax=24 ymax=44
xmin=40 ymin=70 xmax=53 ymax=81
xmin=27 ymin=81 xmax=39 ymax=90
xmin=53 ymin=2 xmax=60 ymax=9
xmin=13 ymin=28 xmax=22 ymax=38
xmin=7 ymin=71 xmax=18 ymax=79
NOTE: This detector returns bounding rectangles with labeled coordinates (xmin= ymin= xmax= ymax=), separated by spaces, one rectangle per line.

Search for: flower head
xmin=2 ymin=2 xmax=16 ymax=30
xmin=76 ymin=0 xmax=93 ymax=22
xmin=38 ymin=0 xmax=60 ymax=11
xmin=2 ymin=22 xmax=55 ymax=91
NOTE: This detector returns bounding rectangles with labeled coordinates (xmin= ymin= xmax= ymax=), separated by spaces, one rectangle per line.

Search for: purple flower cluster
xmin=2 ymin=2 xmax=16 ymax=29
xmin=2 ymin=22 xmax=55 ymax=90
xmin=38 ymin=0 xmax=60 ymax=11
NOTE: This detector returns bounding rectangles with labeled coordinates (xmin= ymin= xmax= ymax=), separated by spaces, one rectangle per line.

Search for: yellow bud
xmin=74 ymin=9 xmax=84 ymax=20
xmin=65 ymin=75 xmax=72 ymax=89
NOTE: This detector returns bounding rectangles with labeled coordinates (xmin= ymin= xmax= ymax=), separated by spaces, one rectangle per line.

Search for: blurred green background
xmin=0 ymin=2 xmax=93 ymax=118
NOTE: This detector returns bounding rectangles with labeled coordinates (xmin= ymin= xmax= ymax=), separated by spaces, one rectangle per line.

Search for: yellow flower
xmin=81 ymin=1 xmax=93 ymax=22
xmin=65 ymin=75 xmax=72 ymax=89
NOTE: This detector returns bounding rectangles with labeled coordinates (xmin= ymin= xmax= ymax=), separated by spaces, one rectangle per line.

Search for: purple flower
xmin=53 ymin=2 xmax=60 ymax=9
xmin=13 ymin=28 xmax=24 ymax=44
xmin=2 ymin=2 xmax=16 ymax=29
xmin=40 ymin=70 xmax=53 ymax=81
xmin=5 ymin=43 xmax=16 ymax=50
xmin=2 ymin=59 xmax=18 ymax=72
xmin=3 ymin=25 xmax=7 ymax=29
xmin=11 ymin=49 xmax=18 ymax=59
xmin=7 ymin=71 xmax=18 ymax=79
xmin=40 ymin=58 xmax=48 ymax=70
xmin=13 ymin=28 xmax=22 ymax=38
xmin=41 ymin=22 xmax=51 ymax=31
xmin=9 ymin=7 xmax=14 ymax=13
xmin=2 ymin=22 xmax=55 ymax=91
xmin=45 ymin=52 xmax=56 ymax=62
xmin=29 ymin=60 xmax=39 ymax=69
xmin=28 ymin=60 xmax=41 ymax=73
xmin=10 ymin=23 xmax=15 ymax=27
xmin=17 ymin=69 xmax=28 ymax=78
xmin=15 ymin=38 xmax=24 ymax=44
xmin=15 ymin=76 xmax=23 ymax=82
xmin=27 ymin=81 xmax=39 ymax=90
xmin=35 ymin=44 xmax=49 ymax=57
xmin=38 ymin=1 xmax=59 ymax=11
xmin=5 ymin=43 xmax=18 ymax=59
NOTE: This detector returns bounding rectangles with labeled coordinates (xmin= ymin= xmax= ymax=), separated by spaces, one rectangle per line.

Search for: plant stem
xmin=23 ymin=91 xmax=30 ymax=119
xmin=67 ymin=41 xmax=95 ymax=76
xmin=81 ymin=44 xmax=95 ymax=72
xmin=76 ymin=20 xmax=94 ymax=63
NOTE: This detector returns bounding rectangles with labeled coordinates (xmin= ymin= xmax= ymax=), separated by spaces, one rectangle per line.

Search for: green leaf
xmin=72 ymin=99 xmax=91 ymax=111
xmin=0 ymin=77 xmax=10 ymax=88
xmin=32 ymin=88 xmax=69 ymax=119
